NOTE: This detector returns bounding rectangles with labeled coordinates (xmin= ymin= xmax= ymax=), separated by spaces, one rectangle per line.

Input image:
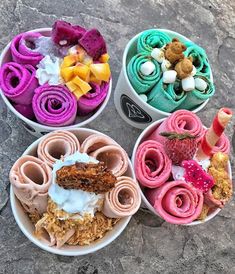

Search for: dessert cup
xmin=10 ymin=128 xmax=134 ymax=255
xmin=114 ymin=29 xmax=213 ymax=129
xmin=131 ymin=118 xmax=232 ymax=225
xmin=0 ymin=28 xmax=112 ymax=137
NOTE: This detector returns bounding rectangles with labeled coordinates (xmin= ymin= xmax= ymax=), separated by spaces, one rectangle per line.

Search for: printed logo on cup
xmin=120 ymin=94 xmax=152 ymax=123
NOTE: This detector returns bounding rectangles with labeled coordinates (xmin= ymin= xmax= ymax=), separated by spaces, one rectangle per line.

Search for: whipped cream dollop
xmin=49 ymin=152 xmax=103 ymax=219
xmin=36 ymin=55 xmax=62 ymax=85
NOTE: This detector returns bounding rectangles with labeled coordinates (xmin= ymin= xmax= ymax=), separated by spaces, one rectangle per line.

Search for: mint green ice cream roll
xmin=137 ymin=30 xmax=171 ymax=53
xmin=177 ymin=74 xmax=215 ymax=110
xmin=148 ymin=79 xmax=186 ymax=112
xmin=127 ymin=53 xmax=161 ymax=94
xmin=184 ymin=42 xmax=211 ymax=77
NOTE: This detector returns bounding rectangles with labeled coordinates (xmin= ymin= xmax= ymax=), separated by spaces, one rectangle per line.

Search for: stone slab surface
xmin=0 ymin=0 xmax=234 ymax=273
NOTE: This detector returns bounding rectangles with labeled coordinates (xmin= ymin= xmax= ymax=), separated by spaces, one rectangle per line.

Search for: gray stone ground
xmin=0 ymin=0 xmax=235 ymax=273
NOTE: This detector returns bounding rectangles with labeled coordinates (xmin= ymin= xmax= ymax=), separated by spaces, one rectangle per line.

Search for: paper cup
xmin=10 ymin=128 xmax=135 ymax=256
xmin=0 ymin=28 xmax=112 ymax=137
xmin=114 ymin=29 xmax=212 ymax=129
xmin=131 ymin=118 xmax=232 ymax=226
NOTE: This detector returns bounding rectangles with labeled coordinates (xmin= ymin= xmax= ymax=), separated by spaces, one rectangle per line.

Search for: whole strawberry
xmin=160 ymin=132 xmax=198 ymax=165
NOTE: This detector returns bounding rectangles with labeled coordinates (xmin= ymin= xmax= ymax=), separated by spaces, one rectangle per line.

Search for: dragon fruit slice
xmin=52 ymin=20 xmax=86 ymax=46
xmin=79 ymin=29 xmax=107 ymax=60
xmin=182 ymin=160 xmax=214 ymax=193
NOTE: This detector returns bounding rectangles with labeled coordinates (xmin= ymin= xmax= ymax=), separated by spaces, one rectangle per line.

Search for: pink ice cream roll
xmin=135 ymin=140 xmax=172 ymax=188
xmin=90 ymin=145 xmax=129 ymax=177
xmin=77 ymin=81 xmax=109 ymax=115
xmin=13 ymin=103 xmax=35 ymax=120
xmin=145 ymin=180 xmax=204 ymax=225
xmin=0 ymin=62 xmax=38 ymax=105
xmin=102 ymin=176 xmax=141 ymax=218
xmin=37 ymin=130 xmax=80 ymax=167
xmin=80 ymin=134 xmax=116 ymax=154
xmin=148 ymin=110 xmax=204 ymax=145
xmin=10 ymin=32 xmax=43 ymax=66
xmin=9 ymin=155 xmax=52 ymax=215
xmin=32 ymin=84 xmax=77 ymax=126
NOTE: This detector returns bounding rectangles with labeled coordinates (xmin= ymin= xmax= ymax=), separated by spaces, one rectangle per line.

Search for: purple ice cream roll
xmin=10 ymin=32 xmax=43 ymax=66
xmin=52 ymin=20 xmax=86 ymax=46
xmin=77 ymin=81 xmax=109 ymax=115
xmin=0 ymin=62 xmax=38 ymax=105
xmin=14 ymin=103 xmax=35 ymax=120
xmin=79 ymin=29 xmax=107 ymax=60
xmin=32 ymin=84 xmax=77 ymax=127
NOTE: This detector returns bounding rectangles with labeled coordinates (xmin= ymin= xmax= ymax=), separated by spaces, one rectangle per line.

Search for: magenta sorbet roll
xmin=0 ymin=62 xmax=38 ymax=105
xmin=32 ymin=84 xmax=77 ymax=126
xmin=77 ymin=82 xmax=109 ymax=115
xmin=10 ymin=32 xmax=43 ymax=66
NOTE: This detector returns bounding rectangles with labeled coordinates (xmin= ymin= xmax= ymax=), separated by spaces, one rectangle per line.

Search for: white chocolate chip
xmin=162 ymin=70 xmax=177 ymax=84
xmin=195 ymin=77 xmax=208 ymax=91
xmin=191 ymin=65 xmax=197 ymax=76
xmin=140 ymin=61 xmax=155 ymax=76
xmin=161 ymin=59 xmax=171 ymax=72
xmin=182 ymin=76 xmax=195 ymax=91
xmin=139 ymin=94 xmax=148 ymax=102
xmin=151 ymin=48 xmax=165 ymax=63
xmin=59 ymin=40 xmax=68 ymax=46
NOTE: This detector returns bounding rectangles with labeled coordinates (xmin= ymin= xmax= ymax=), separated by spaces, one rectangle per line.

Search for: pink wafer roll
xmin=11 ymin=32 xmax=43 ymax=66
xmin=9 ymin=155 xmax=52 ymax=214
xmin=90 ymin=145 xmax=129 ymax=177
xmin=135 ymin=140 xmax=172 ymax=188
xmin=196 ymin=108 xmax=233 ymax=160
xmin=37 ymin=130 xmax=80 ymax=167
xmin=102 ymin=176 xmax=141 ymax=218
xmin=80 ymin=134 xmax=116 ymax=154
xmin=0 ymin=62 xmax=38 ymax=105
xmin=145 ymin=180 xmax=204 ymax=224
xmin=201 ymin=129 xmax=230 ymax=155
xmin=148 ymin=110 xmax=204 ymax=145
xmin=35 ymin=216 xmax=75 ymax=248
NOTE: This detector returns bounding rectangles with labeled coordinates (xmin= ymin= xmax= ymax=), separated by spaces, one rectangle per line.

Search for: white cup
xmin=114 ymin=29 xmax=212 ymax=129
xmin=0 ymin=28 xmax=112 ymax=137
xmin=131 ymin=118 xmax=232 ymax=226
xmin=10 ymin=128 xmax=135 ymax=256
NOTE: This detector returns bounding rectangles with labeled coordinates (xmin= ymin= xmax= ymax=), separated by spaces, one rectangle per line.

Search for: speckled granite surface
xmin=0 ymin=0 xmax=235 ymax=273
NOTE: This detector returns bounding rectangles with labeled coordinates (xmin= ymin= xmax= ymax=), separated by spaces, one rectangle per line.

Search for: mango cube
xmin=99 ymin=53 xmax=110 ymax=63
xmin=73 ymin=63 xmax=90 ymax=81
xmin=90 ymin=63 xmax=111 ymax=82
xmin=77 ymin=46 xmax=86 ymax=62
xmin=72 ymin=76 xmax=92 ymax=94
xmin=89 ymin=73 xmax=102 ymax=85
xmin=62 ymin=55 xmax=79 ymax=67
xmin=66 ymin=80 xmax=77 ymax=92
xmin=73 ymin=87 xmax=84 ymax=100
xmin=61 ymin=66 xmax=74 ymax=82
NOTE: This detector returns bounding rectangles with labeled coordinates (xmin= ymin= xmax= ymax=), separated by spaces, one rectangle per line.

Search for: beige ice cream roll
xmin=102 ymin=176 xmax=141 ymax=218
xmin=37 ymin=130 xmax=80 ymax=167
xmin=80 ymin=133 xmax=116 ymax=154
xmin=35 ymin=215 xmax=75 ymax=248
xmin=196 ymin=108 xmax=232 ymax=160
xmin=9 ymin=155 xmax=52 ymax=214
xmin=90 ymin=145 xmax=129 ymax=177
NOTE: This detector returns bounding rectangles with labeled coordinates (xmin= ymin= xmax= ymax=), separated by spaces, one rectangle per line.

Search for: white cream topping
xmin=49 ymin=152 xmax=103 ymax=218
xmin=36 ymin=55 xmax=62 ymax=85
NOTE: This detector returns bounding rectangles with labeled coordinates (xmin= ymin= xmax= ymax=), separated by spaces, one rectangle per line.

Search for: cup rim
xmin=122 ymin=28 xmax=212 ymax=116
xmin=0 ymin=28 xmax=112 ymax=131
xmin=131 ymin=117 xmax=232 ymax=226
xmin=10 ymin=127 xmax=133 ymax=256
